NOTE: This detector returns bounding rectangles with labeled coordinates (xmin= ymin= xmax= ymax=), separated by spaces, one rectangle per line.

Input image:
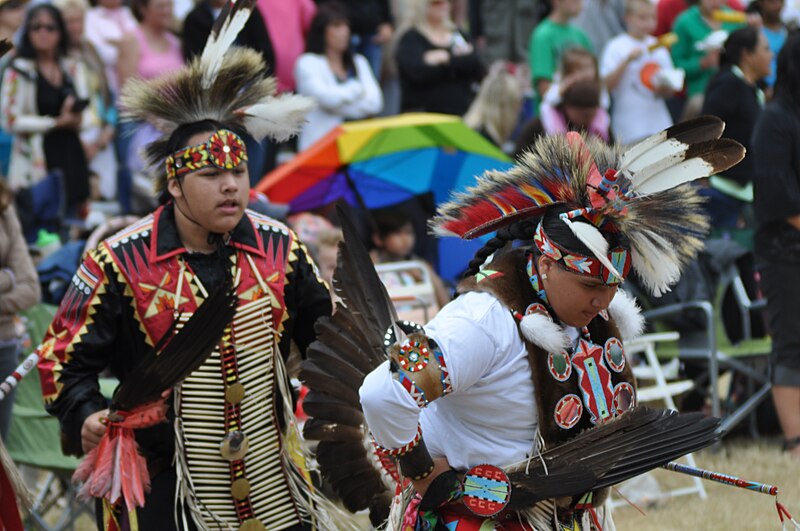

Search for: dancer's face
xmin=538 ymin=256 xmax=618 ymax=328
xmin=167 ymin=131 xmax=250 ymax=236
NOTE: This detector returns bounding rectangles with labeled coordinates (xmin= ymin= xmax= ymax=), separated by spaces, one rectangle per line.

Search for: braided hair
xmin=462 ymin=218 xmax=539 ymax=278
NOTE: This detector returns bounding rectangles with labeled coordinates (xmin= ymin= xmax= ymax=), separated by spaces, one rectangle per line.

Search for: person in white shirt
xmin=83 ymin=0 xmax=136 ymax=97
xmin=294 ymin=2 xmax=382 ymax=151
xmin=356 ymin=121 xmax=741 ymax=529
xmin=600 ymin=0 xmax=676 ymax=145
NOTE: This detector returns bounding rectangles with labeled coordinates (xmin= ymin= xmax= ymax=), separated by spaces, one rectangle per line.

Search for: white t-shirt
xmin=360 ymin=291 xmax=541 ymax=471
xmin=600 ymin=33 xmax=674 ymax=145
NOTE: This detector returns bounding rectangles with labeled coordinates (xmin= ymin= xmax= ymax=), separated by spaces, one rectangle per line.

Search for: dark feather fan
xmin=300 ymin=206 xmax=396 ymax=522
xmin=506 ymin=406 xmax=720 ymax=509
xmin=111 ymin=279 xmax=238 ymax=411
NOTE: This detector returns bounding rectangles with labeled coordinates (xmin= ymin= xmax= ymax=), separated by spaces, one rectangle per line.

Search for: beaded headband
xmin=534 ymin=222 xmax=631 ymax=285
xmin=165 ymin=129 xmax=248 ymax=181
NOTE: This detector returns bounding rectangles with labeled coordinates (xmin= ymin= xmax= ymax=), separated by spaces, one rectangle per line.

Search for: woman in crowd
xmin=0 ymin=4 xmax=92 ymax=216
xmin=701 ymin=26 xmax=772 ymax=229
xmin=294 ymin=1 xmax=383 ymax=151
xmin=752 ymin=30 xmax=800 ymax=461
xmin=0 ymin=0 xmax=29 ymax=175
xmin=57 ymin=0 xmax=118 ymax=202
xmin=0 ymin=180 xmax=40 ymax=441
xmin=395 ymin=0 xmax=483 ymax=115
xmin=671 ymin=0 xmax=744 ymax=119
xmin=118 ymin=0 xmax=182 ymax=91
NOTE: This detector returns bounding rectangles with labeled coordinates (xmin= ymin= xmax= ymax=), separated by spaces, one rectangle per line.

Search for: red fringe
xmin=72 ymin=400 xmax=167 ymax=512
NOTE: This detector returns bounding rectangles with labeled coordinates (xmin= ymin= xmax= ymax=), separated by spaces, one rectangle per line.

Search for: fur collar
xmin=518 ymin=289 xmax=644 ymax=351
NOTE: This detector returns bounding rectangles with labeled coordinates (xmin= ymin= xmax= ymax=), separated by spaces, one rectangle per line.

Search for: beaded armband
xmin=374 ymin=426 xmax=435 ymax=481
xmin=386 ymin=321 xmax=453 ymax=409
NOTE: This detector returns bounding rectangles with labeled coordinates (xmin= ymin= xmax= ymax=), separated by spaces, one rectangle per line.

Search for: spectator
xmin=700 ymin=26 xmax=771 ymax=228
xmin=256 ymin=0 xmax=316 ymax=93
xmin=313 ymin=227 xmax=344 ymax=286
xmin=118 ymin=0 xmax=182 ymax=89
xmin=319 ymin=0 xmax=394 ymax=76
xmin=528 ymin=0 xmax=593 ymax=99
xmin=0 ymin=0 xmax=29 ymax=176
xmin=182 ymin=0 xmax=276 ymax=181
xmin=182 ymin=0 xmax=274 ymax=69
xmin=751 ymin=30 xmax=800 ymax=461
xmin=295 ymin=2 xmax=383 ymax=151
xmin=514 ymin=79 xmax=610 ymax=156
xmin=395 ymin=0 xmax=483 ymax=115
xmin=0 ymin=180 xmax=40 ymax=441
xmin=1 ymin=4 xmax=92 ymax=216
xmin=468 ymin=0 xmax=540 ymax=65
xmin=542 ymin=46 xmax=610 ymax=111
xmin=754 ymin=0 xmax=787 ymax=89
xmin=369 ymin=208 xmax=450 ymax=308
xmin=601 ymin=0 xmax=676 ymax=145
xmin=671 ymin=0 xmax=744 ymax=118
xmin=463 ymin=61 xmax=523 ymax=153
xmin=655 ymin=0 xmax=744 ymax=36
xmin=83 ymin=0 xmax=137 ymax=97
xmin=573 ymin=0 xmax=626 ymax=55
xmin=57 ymin=0 xmax=118 ymax=203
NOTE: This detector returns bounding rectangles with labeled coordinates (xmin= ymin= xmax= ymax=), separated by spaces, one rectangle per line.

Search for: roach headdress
xmin=431 ymin=117 xmax=746 ymax=296
xmin=119 ymin=0 xmax=313 ymax=192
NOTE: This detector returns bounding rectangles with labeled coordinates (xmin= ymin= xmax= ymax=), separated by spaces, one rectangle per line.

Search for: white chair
xmin=610 ymin=333 xmax=707 ymax=507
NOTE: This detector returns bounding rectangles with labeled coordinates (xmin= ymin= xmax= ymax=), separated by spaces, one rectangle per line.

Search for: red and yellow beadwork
xmin=165 ymin=129 xmax=248 ymax=180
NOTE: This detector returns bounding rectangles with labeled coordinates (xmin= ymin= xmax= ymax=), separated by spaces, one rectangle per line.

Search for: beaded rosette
xmin=165 ymin=129 xmax=248 ymax=181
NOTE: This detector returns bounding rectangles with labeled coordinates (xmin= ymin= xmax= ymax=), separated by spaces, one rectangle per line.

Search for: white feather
xmin=608 ymin=289 xmax=644 ymax=341
xmin=561 ymin=217 xmax=622 ymax=279
xmin=618 ymin=129 xmax=669 ymax=170
xmin=239 ymin=94 xmax=316 ymax=141
xmin=629 ymin=232 xmax=682 ymax=297
xmin=632 ymin=157 xmax=716 ymax=195
xmin=200 ymin=1 xmax=254 ymax=89
xmin=621 ymin=137 xmax=686 ymax=176
xmin=520 ymin=313 xmax=570 ymax=353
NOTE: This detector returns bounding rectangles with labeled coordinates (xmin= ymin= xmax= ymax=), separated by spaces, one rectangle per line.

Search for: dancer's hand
xmin=81 ymin=408 xmax=109 ymax=454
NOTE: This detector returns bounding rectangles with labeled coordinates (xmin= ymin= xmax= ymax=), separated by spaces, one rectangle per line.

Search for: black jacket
xmin=182 ymin=2 xmax=275 ymax=76
xmin=395 ymin=28 xmax=483 ymax=116
xmin=702 ymin=68 xmax=763 ymax=187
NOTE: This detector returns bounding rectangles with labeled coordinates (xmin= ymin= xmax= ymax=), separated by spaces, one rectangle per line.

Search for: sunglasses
xmin=30 ymin=23 xmax=58 ymax=33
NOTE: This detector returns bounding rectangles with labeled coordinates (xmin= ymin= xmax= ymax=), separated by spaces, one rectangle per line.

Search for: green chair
xmin=641 ymin=262 xmax=771 ymax=437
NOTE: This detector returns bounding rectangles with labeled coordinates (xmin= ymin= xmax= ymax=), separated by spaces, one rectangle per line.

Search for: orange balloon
xmin=640 ymin=62 xmax=661 ymax=91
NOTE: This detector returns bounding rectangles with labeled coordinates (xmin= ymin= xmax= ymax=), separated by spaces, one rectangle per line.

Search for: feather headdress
xmin=431 ymin=116 xmax=745 ymax=296
xmin=119 ymin=0 xmax=314 ymax=190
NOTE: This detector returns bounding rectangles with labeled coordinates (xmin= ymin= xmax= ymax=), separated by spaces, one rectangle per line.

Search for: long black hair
xmin=305 ymin=1 xmax=355 ymax=72
xmin=775 ymin=30 xmax=800 ymax=110
xmin=462 ymin=204 xmax=628 ymax=278
xmin=16 ymin=4 xmax=69 ymax=59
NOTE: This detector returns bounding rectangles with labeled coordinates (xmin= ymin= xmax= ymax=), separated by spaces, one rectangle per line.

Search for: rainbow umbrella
xmin=256 ymin=113 xmax=513 ymax=281
xmin=256 ymin=113 xmax=512 ymax=211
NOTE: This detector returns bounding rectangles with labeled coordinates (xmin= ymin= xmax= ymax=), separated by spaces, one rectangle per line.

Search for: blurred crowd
xmin=1 ymin=0 xmax=800 ymax=453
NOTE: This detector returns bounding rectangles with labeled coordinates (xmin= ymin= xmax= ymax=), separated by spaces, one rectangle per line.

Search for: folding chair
xmin=375 ymin=260 xmax=439 ymax=323
xmin=642 ymin=263 xmax=772 ymax=437
xmin=624 ymin=333 xmax=707 ymax=502
xmin=7 ymin=304 xmax=93 ymax=531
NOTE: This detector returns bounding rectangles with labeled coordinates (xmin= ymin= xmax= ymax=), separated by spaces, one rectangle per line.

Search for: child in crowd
xmin=528 ymin=0 xmax=593 ymax=99
xmin=542 ymin=47 xmax=611 ymax=110
xmin=463 ymin=61 xmax=524 ymax=154
xmin=313 ymin=227 xmax=343 ymax=287
xmin=601 ymin=0 xmax=676 ymax=145
xmin=369 ymin=209 xmax=450 ymax=309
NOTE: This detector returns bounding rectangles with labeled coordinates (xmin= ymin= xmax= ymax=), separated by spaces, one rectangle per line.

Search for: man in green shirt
xmin=528 ymin=0 xmax=594 ymax=99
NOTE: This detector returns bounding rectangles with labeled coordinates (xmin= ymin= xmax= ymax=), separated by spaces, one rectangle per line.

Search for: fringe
xmin=273 ymin=339 xmax=363 ymax=531
xmin=0 ymin=436 xmax=33 ymax=514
